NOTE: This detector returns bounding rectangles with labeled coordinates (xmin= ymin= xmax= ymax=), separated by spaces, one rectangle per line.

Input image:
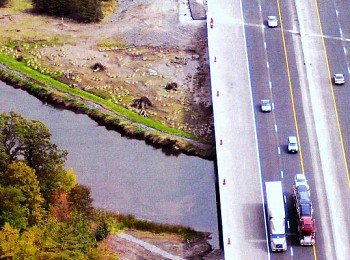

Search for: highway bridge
xmin=207 ymin=0 xmax=350 ymax=259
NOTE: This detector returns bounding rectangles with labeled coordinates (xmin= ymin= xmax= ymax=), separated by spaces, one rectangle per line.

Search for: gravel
xmin=109 ymin=0 xmax=207 ymax=49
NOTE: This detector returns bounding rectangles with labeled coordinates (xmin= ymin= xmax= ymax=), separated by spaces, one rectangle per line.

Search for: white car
xmin=267 ymin=16 xmax=278 ymax=28
xmin=294 ymin=174 xmax=310 ymax=194
xmin=334 ymin=74 xmax=345 ymax=85
xmin=288 ymin=136 xmax=298 ymax=153
xmin=261 ymin=99 xmax=272 ymax=112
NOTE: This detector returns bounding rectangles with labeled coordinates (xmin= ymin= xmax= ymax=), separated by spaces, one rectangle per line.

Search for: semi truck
xmin=265 ymin=181 xmax=287 ymax=252
xmin=293 ymin=175 xmax=316 ymax=245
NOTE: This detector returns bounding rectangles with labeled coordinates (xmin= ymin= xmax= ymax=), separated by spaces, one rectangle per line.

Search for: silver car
xmin=267 ymin=16 xmax=278 ymax=28
xmin=294 ymin=174 xmax=310 ymax=196
xmin=334 ymin=74 xmax=345 ymax=85
xmin=261 ymin=99 xmax=272 ymax=112
xmin=288 ymin=136 xmax=298 ymax=153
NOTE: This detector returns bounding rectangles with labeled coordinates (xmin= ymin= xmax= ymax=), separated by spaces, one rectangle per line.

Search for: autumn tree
xmin=0 ymin=219 xmax=101 ymax=259
xmin=51 ymin=190 xmax=71 ymax=222
xmin=0 ymin=224 xmax=41 ymax=258
xmin=2 ymin=161 xmax=45 ymax=225
xmin=39 ymin=214 xmax=98 ymax=258
xmin=0 ymin=111 xmax=69 ymax=206
xmin=68 ymin=184 xmax=93 ymax=217
xmin=0 ymin=223 xmax=21 ymax=259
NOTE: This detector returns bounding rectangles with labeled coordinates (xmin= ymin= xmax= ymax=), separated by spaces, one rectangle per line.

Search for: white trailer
xmin=265 ymin=181 xmax=287 ymax=252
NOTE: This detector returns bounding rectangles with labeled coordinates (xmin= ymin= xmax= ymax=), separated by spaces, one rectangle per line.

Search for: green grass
xmin=94 ymin=211 xmax=200 ymax=240
xmin=0 ymin=53 xmax=197 ymax=139
xmin=97 ymin=36 xmax=128 ymax=50
xmin=117 ymin=214 xmax=199 ymax=240
xmin=6 ymin=0 xmax=32 ymax=13
xmin=101 ymin=0 xmax=118 ymax=24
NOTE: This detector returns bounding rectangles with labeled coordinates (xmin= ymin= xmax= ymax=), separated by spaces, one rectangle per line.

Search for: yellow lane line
xmin=313 ymin=0 xmax=350 ymax=189
xmin=276 ymin=0 xmax=317 ymax=258
xmin=276 ymin=0 xmax=305 ymax=174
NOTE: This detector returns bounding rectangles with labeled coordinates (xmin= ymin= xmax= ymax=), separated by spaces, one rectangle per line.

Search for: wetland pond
xmin=0 ymin=81 xmax=219 ymax=247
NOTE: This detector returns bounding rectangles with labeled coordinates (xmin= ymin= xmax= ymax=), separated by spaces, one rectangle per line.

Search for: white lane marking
xmin=281 ymin=170 xmax=284 ymax=178
xmin=269 ymin=81 xmax=272 ymax=89
xmin=336 ymin=10 xmax=339 ymax=17
xmin=272 ymin=102 xmax=275 ymax=110
xmin=348 ymin=67 xmax=350 ymax=74
xmin=288 ymin=29 xmax=299 ymax=34
xmin=344 ymin=47 xmax=347 ymax=55
xmin=278 ymin=146 xmax=281 ymax=154
xmin=290 ymin=247 xmax=294 ymax=256
xmin=266 ymin=61 xmax=269 ymax=68
xmin=264 ymin=42 xmax=267 ymax=49
xmin=259 ymin=5 xmax=262 ymax=12
xmin=339 ymin=28 xmax=343 ymax=36
xmin=303 ymin=32 xmax=350 ymax=41
xmin=274 ymin=124 xmax=278 ymax=132
xmin=239 ymin=0 xmax=270 ymax=256
xmin=284 ymin=195 xmax=287 ymax=204
xmin=287 ymin=221 xmax=290 ymax=229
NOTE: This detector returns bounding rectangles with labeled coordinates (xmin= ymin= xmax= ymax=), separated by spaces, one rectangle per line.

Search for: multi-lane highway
xmin=207 ymin=0 xmax=350 ymax=259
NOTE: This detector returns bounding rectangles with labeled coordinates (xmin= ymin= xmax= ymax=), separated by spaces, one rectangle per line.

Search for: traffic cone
xmin=223 ymin=179 xmax=226 ymax=185
xmin=210 ymin=18 xmax=214 ymax=28
xmin=228 ymin=238 xmax=231 ymax=245
xmin=220 ymin=139 xmax=222 ymax=145
xmin=214 ymin=56 xmax=216 ymax=62
xmin=216 ymin=90 xmax=219 ymax=96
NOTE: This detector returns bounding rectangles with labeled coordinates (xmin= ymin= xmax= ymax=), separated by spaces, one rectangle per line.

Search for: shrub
xmin=95 ymin=221 xmax=109 ymax=241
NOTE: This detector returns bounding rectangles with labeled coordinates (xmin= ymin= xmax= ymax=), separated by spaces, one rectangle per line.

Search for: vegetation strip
xmin=0 ymin=53 xmax=195 ymax=138
xmin=0 ymin=111 xmax=203 ymax=259
xmin=0 ymin=54 xmax=214 ymax=159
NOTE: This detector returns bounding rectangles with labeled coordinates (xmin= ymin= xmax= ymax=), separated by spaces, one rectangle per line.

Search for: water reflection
xmin=0 ymin=82 xmax=219 ymax=247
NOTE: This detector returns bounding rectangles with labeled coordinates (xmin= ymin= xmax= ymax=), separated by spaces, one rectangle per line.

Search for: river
xmin=0 ymin=81 xmax=219 ymax=247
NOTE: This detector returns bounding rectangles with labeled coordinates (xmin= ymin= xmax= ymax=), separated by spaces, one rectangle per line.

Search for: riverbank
xmin=104 ymin=230 xmax=222 ymax=259
xmin=0 ymin=63 xmax=215 ymax=159
xmin=0 ymin=81 xmax=222 ymax=259
xmin=0 ymin=0 xmax=215 ymax=159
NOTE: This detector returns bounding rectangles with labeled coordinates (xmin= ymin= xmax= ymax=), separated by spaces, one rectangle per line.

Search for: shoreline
xmin=0 ymin=63 xmax=216 ymax=160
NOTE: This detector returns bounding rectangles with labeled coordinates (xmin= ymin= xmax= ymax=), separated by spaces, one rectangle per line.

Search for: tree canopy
xmin=0 ymin=111 xmax=68 ymax=205
xmin=31 ymin=0 xmax=103 ymax=23
xmin=0 ymin=112 xmax=102 ymax=258
xmin=2 ymin=161 xmax=45 ymax=225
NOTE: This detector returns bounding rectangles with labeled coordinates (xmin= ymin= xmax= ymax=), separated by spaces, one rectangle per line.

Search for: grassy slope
xmin=0 ymin=53 xmax=197 ymax=139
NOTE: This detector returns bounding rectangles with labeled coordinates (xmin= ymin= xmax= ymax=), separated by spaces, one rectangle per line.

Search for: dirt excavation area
xmin=0 ymin=0 xmax=222 ymax=258
xmin=103 ymin=230 xmax=222 ymax=259
xmin=0 ymin=0 xmax=214 ymax=144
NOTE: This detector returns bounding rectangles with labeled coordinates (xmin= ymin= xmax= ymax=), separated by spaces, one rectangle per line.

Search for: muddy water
xmin=0 ymin=82 xmax=219 ymax=247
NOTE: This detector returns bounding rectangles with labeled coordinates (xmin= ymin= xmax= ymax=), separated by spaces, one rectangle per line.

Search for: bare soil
xmin=0 ymin=0 xmax=220 ymax=258
xmin=0 ymin=0 xmax=213 ymax=143
xmin=103 ymin=230 xmax=222 ymax=259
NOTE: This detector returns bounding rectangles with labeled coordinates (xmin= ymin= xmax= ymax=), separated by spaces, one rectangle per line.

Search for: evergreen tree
xmin=32 ymin=0 xmax=103 ymax=23
xmin=69 ymin=0 xmax=103 ymax=22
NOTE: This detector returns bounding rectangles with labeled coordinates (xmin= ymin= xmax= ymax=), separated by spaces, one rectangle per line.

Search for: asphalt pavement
xmin=207 ymin=0 xmax=350 ymax=259
xmin=207 ymin=0 xmax=269 ymax=259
